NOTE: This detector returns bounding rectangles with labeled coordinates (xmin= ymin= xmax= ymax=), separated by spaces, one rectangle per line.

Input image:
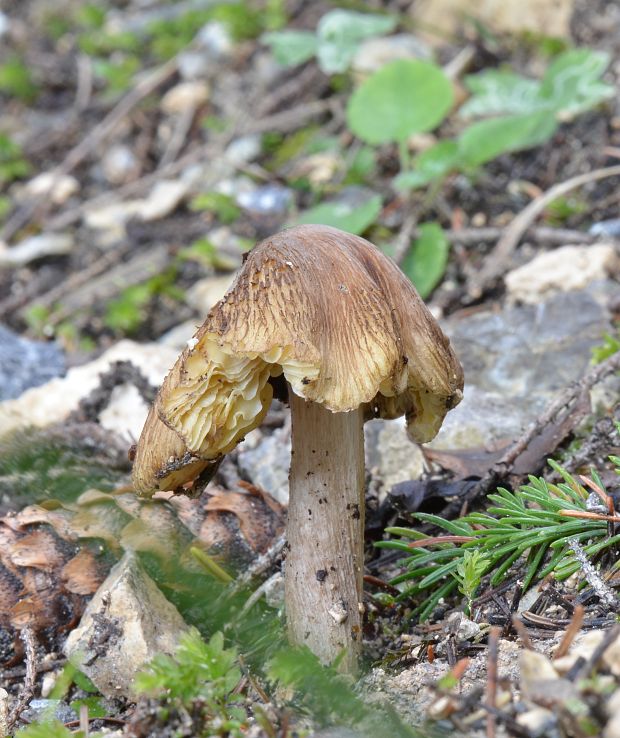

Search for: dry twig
xmin=468 ymin=164 xmax=620 ymax=299
xmin=485 ymin=626 xmax=501 ymax=738
xmin=554 ymin=604 xmax=585 ymax=659
xmin=6 ymin=628 xmax=38 ymax=734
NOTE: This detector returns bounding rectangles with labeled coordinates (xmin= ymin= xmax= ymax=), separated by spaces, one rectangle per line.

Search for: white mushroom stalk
xmin=131 ymin=224 xmax=464 ymax=672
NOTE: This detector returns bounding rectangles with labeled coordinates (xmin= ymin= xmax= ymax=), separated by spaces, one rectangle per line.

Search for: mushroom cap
xmin=132 ymin=224 xmax=463 ymax=496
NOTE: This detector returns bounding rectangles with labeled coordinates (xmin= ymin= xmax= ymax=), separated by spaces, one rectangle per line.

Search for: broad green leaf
xmin=394 ymin=140 xmax=461 ymax=190
xmin=316 ymin=9 xmax=397 ymax=74
xmin=347 ymin=59 xmax=453 ymax=145
xmin=295 ymin=194 xmax=382 ymax=235
xmin=539 ymin=48 xmax=614 ymax=118
xmin=460 ymin=70 xmax=542 ymax=119
xmin=401 ymin=222 xmax=449 ymax=298
xmin=459 ymin=110 xmax=558 ymax=167
xmin=261 ymin=30 xmax=318 ymax=67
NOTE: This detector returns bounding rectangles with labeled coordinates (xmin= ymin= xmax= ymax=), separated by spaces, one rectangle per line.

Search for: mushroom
xmin=132 ymin=224 xmax=463 ymax=672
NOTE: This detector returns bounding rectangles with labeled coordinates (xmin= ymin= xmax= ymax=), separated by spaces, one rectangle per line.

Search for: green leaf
xmin=16 ymin=722 xmax=73 ymax=738
xmin=539 ymin=48 xmax=614 ymax=118
xmin=394 ymin=140 xmax=461 ymax=191
xmin=401 ymin=222 xmax=449 ymax=298
xmin=347 ymin=59 xmax=453 ymax=145
xmin=459 ymin=110 xmax=558 ymax=167
xmin=295 ymin=193 xmax=382 ymax=235
xmin=261 ymin=30 xmax=318 ymax=67
xmin=70 ymin=696 xmax=107 ymax=718
xmin=316 ymin=9 xmax=397 ymax=74
xmin=0 ymin=57 xmax=38 ymax=103
xmin=460 ymin=69 xmax=542 ymax=119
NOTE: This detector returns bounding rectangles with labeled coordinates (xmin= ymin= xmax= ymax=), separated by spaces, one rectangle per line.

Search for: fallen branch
xmin=468 ymin=164 xmax=620 ymax=299
xmin=6 ymin=628 xmax=37 ymax=734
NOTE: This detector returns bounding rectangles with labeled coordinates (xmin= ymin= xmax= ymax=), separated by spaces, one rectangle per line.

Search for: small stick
xmin=79 ymin=703 xmax=89 ymax=737
xmin=469 ymin=164 xmax=620 ymax=298
xmin=554 ymin=604 xmax=585 ymax=659
xmin=511 ymin=616 xmax=534 ymax=650
xmin=568 ymin=539 xmax=617 ymax=608
xmin=486 ymin=626 xmax=501 ymax=738
xmin=6 ymin=628 xmax=38 ymax=734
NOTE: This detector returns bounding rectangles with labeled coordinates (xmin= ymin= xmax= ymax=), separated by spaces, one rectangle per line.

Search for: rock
xmin=0 ymin=232 xmax=74 ymax=268
xmin=236 ymin=184 xmax=293 ymax=216
xmin=434 ymin=287 xmax=618 ymax=450
xmin=0 ymin=340 xmax=177 ymax=440
xmin=196 ymin=21 xmax=233 ymax=60
xmin=186 ymin=274 xmax=235 ymax=315
xmin=0 ymin=11 xmax=9 ymax=38
xmin=64 ymin=552 xmax=190 ymax=698
xmin=516 ymin=707 xmax=557 ymax=737
xmin=0 ymin=324 xmax=65 ymax=401
xmin=604 ymin=689 xmax=620 ymax=738
xmin=412 ymin=0 xmax=574 ymax=39
xmin=225 ymin=134 xmax=263 ymax=166
xmin=159 ymin=320 xmax=197 ymax=351
xmin=161 ymin=81 xmax=210 ymax=115
xmin=505 ymin=245 xmax=620 ymax=304
xmin=137 ymin=179 xmax=189 ymax=221
xmin=520 ymin=650 xmax=559 ymax=698
xmin=102 ymin=144 xmax=140 ymax=185
xmin=591 ymin=219 xmax=620 ymax=239
xmin=21 ymin=699 xmax=77 ymax=725
xmin=447 ymin=612 xmax=480 ymax=641
xmin=84 ymin=200 xmax=143 ymax=234
xmin=352 ymin=34 xmax=432 ymax=75
xmin=365 ymin=418 xmax=424 ymax=490
xmin=290 ymin=152 xmax=343 ymax=187
xmin=23 ymin=172 xmax=79 ymax=205
xmin=0 ymin=688 xmax=7 ymax=736
xmin=237 ymin=426 xmax=291 ymax=505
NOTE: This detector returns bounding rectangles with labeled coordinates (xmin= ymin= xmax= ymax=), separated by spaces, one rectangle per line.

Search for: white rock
xmin=604 ymin=689 xmax=620 ymax=738
xmin=520 ymin=650 xmax=559 ymax=698
xmin=137 ymin=179 xmax=189 ymax=221
xmin=196 ymin=21 xmax=233 ymax=59
xmin=159 ymin=320 xmax=198 ymax=350
xmin=0 ymin=233 xmax=74 ymax=268
xmin=161 ymin=81 xmax=210 ymax=115
xmin=368 ymin=417 xmax=424 ymax=490
xmin=0 ymin=11 xmax=9 ymax=38
xmin=225 ymin=135 xmax=262 ymax=166
xmin=0 ymin=340 xmax=177 ymax=439
xmin=185 ymin=274 xmax=235 ymax=318
xmin=24 ymin=172 xmax=79 ymax=205
xmin=83 ymin=200 xmax=143 ymax=233
xmin=102 ymin=144 xmax=140 ymax=185
xmin=505 ymin=244 xmax=620 ymax=304
xmin=64 ymin=552 xmax=190 ymax=698
xmin=352 ymin=34 xmax=432 ymax=75
xmin=0 ymin=687 xmax=8 ymax=737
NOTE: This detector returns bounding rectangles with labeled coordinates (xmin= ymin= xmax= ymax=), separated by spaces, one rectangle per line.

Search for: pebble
xmin=21 ymin=699 xmax=77 ymax=725
xmin=236 ymin=184 xmax=293 ymax=216
xmin=0 ymin=11 xmax=8 ymax=38
xmin=64 ymin=552 xmax=190 ymax=698
xmin=102 ymin=144 xmax=140 ymax=185
xmin=505 ymin=244 xmax=620 ymax=304
xmin=352 ymin=34 xmax=432 ymax=75
xmin=224 ymin=134 xmax=263 ymax=165
xmin=0 ymin=232 xmax=74 ymax=268
xmin=186 ymin=273 xmax=235 ymax=315
xmin=590 ymin=219 xmax=620 ymax=239
xmin=196 ymin=21 xmax=233 ymax=60
xmin=137 ymin=179 xmax=189 ymax=221
xmin=0 ymin=324 xmax=65 ymax=401
xmin=23 ymin=172 xmax=79 ymax=205
xmin=161 ymin=81 xmax=210 ymax=115
xmin=83 ymin=200 xmax=143 ymax=234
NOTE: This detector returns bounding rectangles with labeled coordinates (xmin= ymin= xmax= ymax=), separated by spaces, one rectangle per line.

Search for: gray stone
xmin=352 ymin=34 xmax=432 ymax=75
xmin=22 ymin=699 xmax=77 ymax=725
xmin=237 ymin=426 xmax=291 ymax=505
xmin=0 ymin=324 xmax=65 ymax=401
xmin=64 ymin=552 xmax=190 ymax=699
xmin=0 ymin=233 xmax=74 ymax=268
xmin=590 ymin=219 xmax=620 ymax=238
xmin=237 ymin=184 xmax=293 ymax=216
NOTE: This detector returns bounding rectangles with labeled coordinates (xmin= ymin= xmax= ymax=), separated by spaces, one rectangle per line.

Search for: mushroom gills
xmin=162 ymin=336 xmax=318 ymax=458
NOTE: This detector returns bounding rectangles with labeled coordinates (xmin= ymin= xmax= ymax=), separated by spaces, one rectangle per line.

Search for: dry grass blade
xmin=486 ymin=626 xmax=501 ymax=738
xmin=554 ymin=604 xmax=585 ymax=659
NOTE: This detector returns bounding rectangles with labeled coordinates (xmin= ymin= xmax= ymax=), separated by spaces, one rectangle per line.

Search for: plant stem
xmin=285 ymin=391 xmax=365 ymax=674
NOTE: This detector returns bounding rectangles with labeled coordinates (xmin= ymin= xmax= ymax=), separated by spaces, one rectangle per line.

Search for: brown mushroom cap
xmin=132 ymin=224 xmax=463 ymax=496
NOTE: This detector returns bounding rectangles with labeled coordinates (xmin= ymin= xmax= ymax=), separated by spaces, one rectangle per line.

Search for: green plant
xmin=347 ymin=59 xmax=453 ymax=170
xmin=401 ymin=223 xmax=449 ymax=299
xmin=377 ymin=460 xmax=620 ymax=621
xmin=190 ymin=192 xmax=242 ymax=224
xmin=0 ymin=57 xmax=38 ymax=102
xmin=0 ymin=134 xmax=31 ymax=184
xmin=452 ymin=549 xmax=489 ymax=615
xmin=263 ymin=9 xmax=396 ymax=74
xmin=295 ymin=193 xmax=382 ymax=235
xmin=135 ymin=629 xmax=246 ymax=737
xmin=17 ymin=722 xmax=82 ymax=738
xmin=395 ymin=48 xmax=614 ymax=192
xmin=592 ymin=332 xmax=620 ymax=364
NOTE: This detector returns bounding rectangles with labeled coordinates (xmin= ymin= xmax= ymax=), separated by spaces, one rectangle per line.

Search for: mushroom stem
xmin=285 ymin=390 xmax=365 ymax=673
